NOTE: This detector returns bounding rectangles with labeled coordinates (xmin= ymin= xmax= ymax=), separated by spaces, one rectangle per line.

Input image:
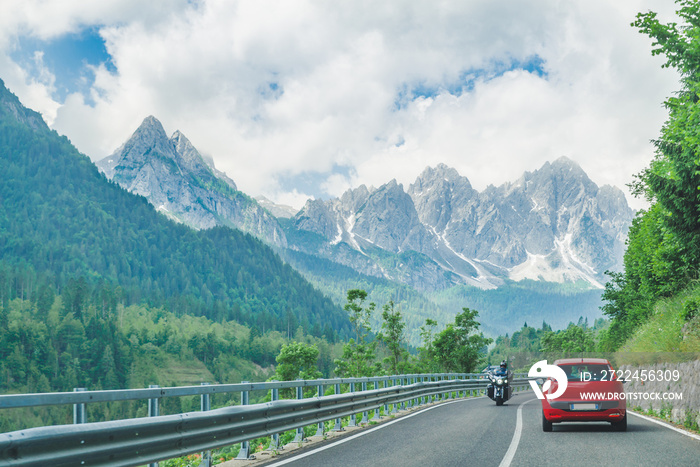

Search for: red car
xmin=541 ymin=358 xmax=627 ymax=432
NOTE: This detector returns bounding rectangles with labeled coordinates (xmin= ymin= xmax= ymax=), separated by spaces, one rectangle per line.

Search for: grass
xmin=157 ymin=356 xmax=215 ymax=386
xmin=617 ymin=283 xmax=700 ymax=359
xmin=630 ymin=405 xmax=700 ymax=435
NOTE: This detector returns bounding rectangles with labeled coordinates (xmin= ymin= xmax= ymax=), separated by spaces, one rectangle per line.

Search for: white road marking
xmin=628 ymin=410 xmax=700 ymax=441
xmin=263 ymin=397 xmax=486 ymax=466
xmin=498 ymin=398 xmax=536 ymax=467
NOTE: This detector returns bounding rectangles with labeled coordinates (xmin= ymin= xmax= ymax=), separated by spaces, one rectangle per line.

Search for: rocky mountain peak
xmin=339 ymin=184 xmax=370 ymax=213
xmin=351 ymin=178 xmax=427 ymax=253
xmin=416 ymin=163 xmax=464 ymax=185
xmin=168 ymin=129 xmax=217 ymax=183
xmin=551 ymin=155 xmax=579 ymax=169
xmin=531 ymin=156 xmax=595 ymax=191
xmin=96 ymin=116 xmax=286 ymax=247
xmin=409 ymin=164 xmax=474 ymax=195
xmin=99 ymin=116 xmax=174 ymax=179
xmin=141 ymin=115 xmax=165 ymax=131
xmin=170 ymin=129 xmax=191 ymax=152
xmin=131 ymin=115 xmax=170 ymax=151
xmin=383 ymin=179 xmax=401 ymax=190
xmin=409 ymin=164 xmax=476 ymax=232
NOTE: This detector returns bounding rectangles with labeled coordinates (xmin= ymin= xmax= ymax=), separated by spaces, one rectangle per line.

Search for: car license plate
xmin=571 ymin=403 xmax=598 ymax=410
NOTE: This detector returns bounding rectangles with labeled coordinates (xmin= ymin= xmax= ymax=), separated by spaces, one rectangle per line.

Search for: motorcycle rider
xmin=487 ymin=360 xmax=511 ymax=405
xmin=495 ymin=360 xmax=508 ymax=376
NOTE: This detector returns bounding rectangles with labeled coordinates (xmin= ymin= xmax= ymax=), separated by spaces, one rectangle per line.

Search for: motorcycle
xmin=486 ymin=368 xmax=512 ymax=406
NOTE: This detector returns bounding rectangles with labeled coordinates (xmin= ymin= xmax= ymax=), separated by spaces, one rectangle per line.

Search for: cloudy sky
xmin=1 ymin=0 xmax=682 ymax=210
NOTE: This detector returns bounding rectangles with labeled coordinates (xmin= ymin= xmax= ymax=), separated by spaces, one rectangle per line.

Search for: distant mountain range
xmin=100 ymin=116 xmax=633 ymax=295
xmin=92 ymin=114 xmax=634 ymax=337
xmin=291 ymin=159 xmax=633 ymax=291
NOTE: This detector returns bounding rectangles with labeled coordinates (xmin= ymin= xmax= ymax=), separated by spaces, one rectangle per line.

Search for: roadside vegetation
xmin=597 ymin=0 xmax=700 ymax=356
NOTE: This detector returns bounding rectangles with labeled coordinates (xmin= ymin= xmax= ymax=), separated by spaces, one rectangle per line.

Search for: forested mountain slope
xmin=0 ymin=79 xmax=348 ymax=338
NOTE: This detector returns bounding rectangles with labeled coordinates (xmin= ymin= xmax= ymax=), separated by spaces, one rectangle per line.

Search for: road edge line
xmin=628 ymin=410 xmax=700 ymax=442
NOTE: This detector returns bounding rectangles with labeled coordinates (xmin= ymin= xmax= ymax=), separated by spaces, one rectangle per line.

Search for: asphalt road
xmin=258 ymin=394 xmax=700 ymax=467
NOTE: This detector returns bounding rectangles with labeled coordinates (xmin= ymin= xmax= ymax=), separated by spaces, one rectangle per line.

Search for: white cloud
xmin=0 ymin=0 xmax=191 ymax=43
xmin=0 ymin=0 xmax=683 ymax=210
xmin=0 ymin=53 xmax=59 ymax=124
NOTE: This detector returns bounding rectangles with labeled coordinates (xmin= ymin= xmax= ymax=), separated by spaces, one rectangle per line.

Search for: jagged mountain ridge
xmin=97 ymin=116 xmax=286 ymax=247
xmin=93 ymin=115 xmax=632 ymax=295
xmin=290 ymin=158 xmax=634 ymax=291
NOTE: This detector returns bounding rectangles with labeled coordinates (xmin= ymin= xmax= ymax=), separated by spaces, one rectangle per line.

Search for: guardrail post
xmin=406 ymin=376 xmax=413 ymax=408
xmin=401 ymin=377 xmax=407 ymax=411
xmin=199 ymin=383 xmax=212 ymax=467
xmin=236 ymin=381 xmax=251 ymax=460
xmin=382 ymin=378 xmax=389 ymax=416
xmin=361 ymin=381 xmax=369 ymax=424
xmin=333 ymin=382 xmax=343 ymax=431
xmin=270 ymin=381 xmax=281 ymax=450
xmin=426 ymin=375 xmax=432 ymax=403
xmin=348 ymin=382 xmax=357 ymax=427
xmin=413 ymin=376 xmax=419 ymax=407
xmin=372 ymin=380 xmax=382 ymax=421
xmin=293 ymin=380 xmax=305 ymax=443
xmin=148 ymin=385 xmax=160 ymax=467
xmin=391 ymin=378 xmax=398 ymax=414
xmin=420 ymin=376 xmax=425 ymax=405
xmin=72 ymin=387 xmax=87 ymax=425
xmin=315 ymin=383 xmax=324 ymax=437
xmin=148 ymin=385 xmax=160 ymax=417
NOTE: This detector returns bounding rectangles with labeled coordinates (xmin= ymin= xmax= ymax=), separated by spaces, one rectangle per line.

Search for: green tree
xmin=540 ymin=324 xmax=595 ymax=353
xmin=344 ymin=289 xmax=374 ymax=344
xmin=334 ymin=289 xmax=379 ymax=377
xmin=99 ymin=346 xmax=120 ymax=389
xmin=632 ymin=1 xmax=700 ymax=261
xmin=273 ymin=341 xmax=321 ymax=382
xmin=433 ymin=308 xmax=491 ymax=373
xmin=378 ymin=301 xmax=409 ymax=374
xmin=417 ymin=318 xmax=438 ymax=372
xmin=601 ymin=0 xmax=700 ymax=350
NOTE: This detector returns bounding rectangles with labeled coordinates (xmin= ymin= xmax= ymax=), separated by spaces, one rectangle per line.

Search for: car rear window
xmin=558 ymin=363 xmax=613 ymax=381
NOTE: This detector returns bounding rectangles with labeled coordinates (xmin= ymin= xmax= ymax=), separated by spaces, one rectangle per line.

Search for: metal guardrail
xmin=0 ymin=373 xmax=530 ymax=467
